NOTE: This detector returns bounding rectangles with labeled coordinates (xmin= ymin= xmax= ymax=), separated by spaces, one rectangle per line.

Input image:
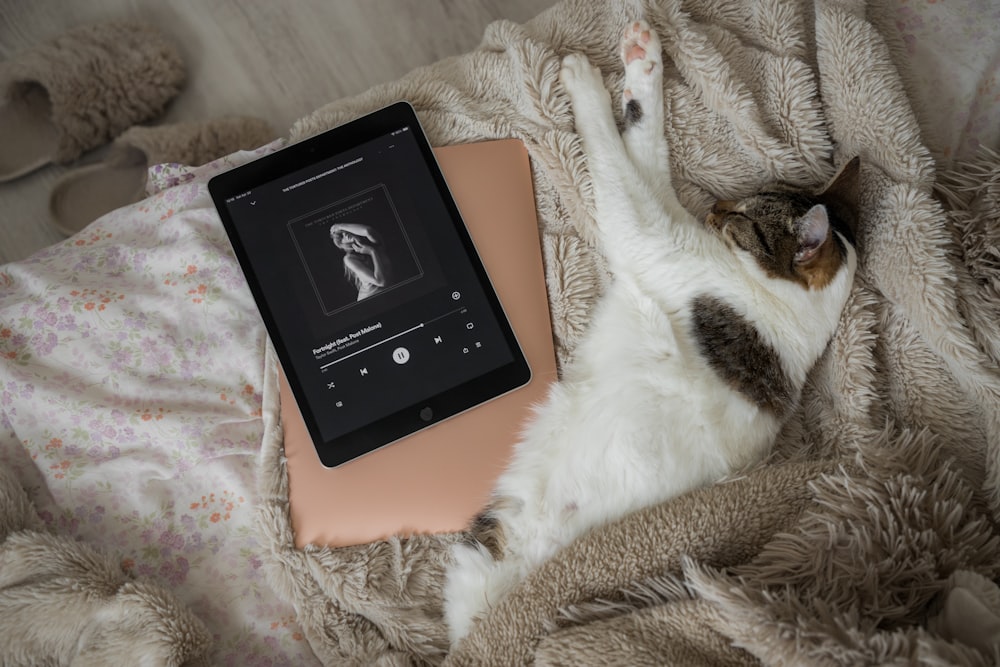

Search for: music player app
xmin=223 ymin=126 xmax=518 ymax=446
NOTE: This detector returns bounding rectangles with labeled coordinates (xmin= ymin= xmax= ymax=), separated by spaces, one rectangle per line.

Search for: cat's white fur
xmin=443 ymin=20 xmax=857 ymax=643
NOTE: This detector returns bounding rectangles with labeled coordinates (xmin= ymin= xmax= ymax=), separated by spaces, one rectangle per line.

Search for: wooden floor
xmin=0 ymin=0 xmax=557 ymax=265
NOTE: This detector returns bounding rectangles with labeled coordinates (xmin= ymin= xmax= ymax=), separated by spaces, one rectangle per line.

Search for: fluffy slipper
xmin=48 ymin=116 xmax=278 ymax=236
xmin=0 ymin=20 xmax=185 ymax=182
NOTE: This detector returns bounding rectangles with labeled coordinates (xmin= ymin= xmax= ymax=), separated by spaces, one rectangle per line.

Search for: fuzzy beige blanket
xmin=0 ymin=466 xmax=212 ymax=666
xmin=255 ymin=0 xmax=1000 ymax=664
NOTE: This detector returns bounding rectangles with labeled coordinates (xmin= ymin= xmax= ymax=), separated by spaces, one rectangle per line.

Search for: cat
xmin=443 ymin=19 xmax=859 ymax=643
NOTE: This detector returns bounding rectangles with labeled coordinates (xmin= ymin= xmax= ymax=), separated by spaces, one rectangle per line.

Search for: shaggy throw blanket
xmin=0 ymin=466 xmax=211 ymax=666
xmin=255 ymin=0 xmax=1000 ymax=664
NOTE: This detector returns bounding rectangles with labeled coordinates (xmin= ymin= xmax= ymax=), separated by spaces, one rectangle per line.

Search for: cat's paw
xmin=621 ymin=19 xmax=662 ymax=72
xmin=444 ymin=543 xmax=500 ymax=644
xmin=444 ymin=540 xmax=529 ymax=645
xmin=559 ymin=52 xmax=604 ymax=97
xmin=621 ymin=20 xmax=663 ymax=118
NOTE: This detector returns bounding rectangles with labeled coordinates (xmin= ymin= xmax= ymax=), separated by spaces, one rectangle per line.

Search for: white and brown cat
xmin=444 ymin=19 xmax=859 ymax=642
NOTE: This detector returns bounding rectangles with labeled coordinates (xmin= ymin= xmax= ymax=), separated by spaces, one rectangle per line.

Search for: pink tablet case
xmin=280 ymin=138 xmax=557 ymax=547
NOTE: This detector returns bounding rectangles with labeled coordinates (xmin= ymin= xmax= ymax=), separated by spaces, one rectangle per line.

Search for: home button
xmin=419 ymin=406 xmax=434 ymax=422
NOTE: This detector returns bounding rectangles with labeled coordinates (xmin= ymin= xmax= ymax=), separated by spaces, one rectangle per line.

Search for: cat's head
xmin=704 ymin=157 xmax=860 ymax=290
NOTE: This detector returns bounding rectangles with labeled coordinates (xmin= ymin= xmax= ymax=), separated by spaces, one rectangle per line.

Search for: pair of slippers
xmin=0 ymin=20 xmax=278 ymax=236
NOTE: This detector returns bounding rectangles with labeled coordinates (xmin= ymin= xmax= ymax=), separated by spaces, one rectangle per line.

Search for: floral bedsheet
xmin=0 ymin=142 xmax=322 ymax=666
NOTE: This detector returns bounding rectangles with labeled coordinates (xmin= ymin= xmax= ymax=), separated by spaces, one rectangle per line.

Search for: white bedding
xmin=1 ymin=1 xmax=998 ymax=664
xmin=0 ymin=145 xmax=323 ymax=664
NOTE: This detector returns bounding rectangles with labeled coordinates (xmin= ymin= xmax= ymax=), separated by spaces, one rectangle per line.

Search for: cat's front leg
xmin=559 ymin=54 xmax=632 ymax=200
xmin=561 ymin=51 xmax=659 ymax=269
xmin=621 ymin=20 xmax=670 ymax=188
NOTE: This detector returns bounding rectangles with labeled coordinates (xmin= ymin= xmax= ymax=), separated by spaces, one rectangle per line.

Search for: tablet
xmin=209 ymin=102 xmax=531 ymax=468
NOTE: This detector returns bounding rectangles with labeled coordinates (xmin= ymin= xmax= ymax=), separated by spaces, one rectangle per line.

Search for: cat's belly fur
xmin=444 ymin=284 xmax=784 ymax=642
xmin=494 ymin=287 xmax=780 ymax=569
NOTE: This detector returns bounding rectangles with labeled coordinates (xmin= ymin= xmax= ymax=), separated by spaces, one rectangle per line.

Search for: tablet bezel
xmin=209 ymin=101 xmax=531 ymax=467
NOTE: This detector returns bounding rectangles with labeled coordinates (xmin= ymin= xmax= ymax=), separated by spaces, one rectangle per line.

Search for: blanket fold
xmin=255 ymin=0 xmax=1000 ymax=664
xmin=0 ymin=466 xmax=212 ymax=666
xmin=442 ymin=459 xmax=846 ymax=665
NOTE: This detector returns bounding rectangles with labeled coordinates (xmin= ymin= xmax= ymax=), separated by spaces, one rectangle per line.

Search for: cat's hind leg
xmin=444 ymin=541 xmax=529 ymax=644
xmin=620 ymin=20 xmax=671 ymax=193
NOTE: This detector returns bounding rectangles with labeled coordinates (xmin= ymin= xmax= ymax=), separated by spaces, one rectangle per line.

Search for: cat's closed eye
xmin=704 ymin=159 xmax=860 ymax=289
xmin=707 ymin=196 xmax=851 ymax=289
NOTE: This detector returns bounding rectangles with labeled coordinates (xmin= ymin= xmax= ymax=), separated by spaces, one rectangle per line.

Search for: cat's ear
xmin=817 ymin=156 xmax=860 ymax=245
xmin=794 ymin=204 xmax=830 ymax=265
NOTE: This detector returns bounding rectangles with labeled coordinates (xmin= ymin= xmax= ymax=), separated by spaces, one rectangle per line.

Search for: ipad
xmin=209 ymin=102 xmax=531 ymax=468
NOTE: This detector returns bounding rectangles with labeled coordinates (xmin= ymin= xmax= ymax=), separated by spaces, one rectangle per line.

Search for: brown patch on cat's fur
xmin=796 ymin=233 xmax=846 ymax=289
xmin=624 ymin=98 xmax=643 ymax=127
xmin=690 ymin=295 xmax=796 ymax=417
xmin=465 ymin=498 xmax=514 ymax=560
xmin=817 ymin=157 xmax=860 ymax=246
xmin=705 ymin=158 xmax=860 ymax=291
xmin=802 ymin=157 xmax=860 ymax=289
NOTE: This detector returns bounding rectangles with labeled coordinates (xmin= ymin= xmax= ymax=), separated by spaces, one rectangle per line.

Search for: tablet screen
xmin=210 ymin=102 xmax=531 ymax=467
